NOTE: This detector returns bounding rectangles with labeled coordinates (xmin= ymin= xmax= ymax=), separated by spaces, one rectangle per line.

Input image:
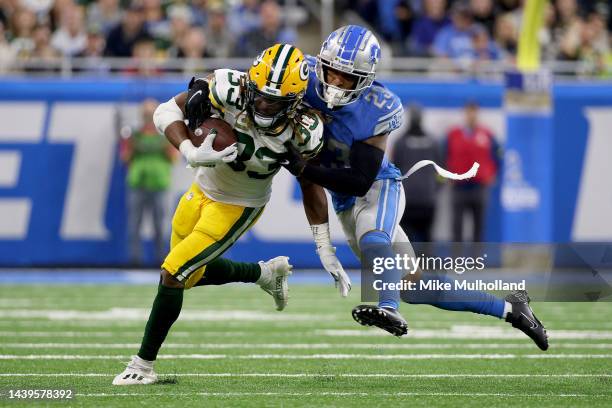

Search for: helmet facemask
xmin=315 ymin=25 xmax=380 ymax=108
xmin=315 ymin=56 xmax=375 ymax=108
xmin=246 ymin=81 xmax=302 ymax=131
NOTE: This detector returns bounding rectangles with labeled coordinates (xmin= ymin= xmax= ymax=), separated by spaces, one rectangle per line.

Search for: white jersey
xmin=194 ymin=69 xmax=323 ymax=208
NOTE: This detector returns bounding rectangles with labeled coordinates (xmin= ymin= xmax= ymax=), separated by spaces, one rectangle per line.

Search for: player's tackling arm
xmin=290 ymin=111 xmax=351 ymax=296
xmin=299 ymin=176 xmax=328 ymax=225
xmin=283 ymin=133 xmax=388 ymax=197
xmin=299 ymin=176 xmax=351 ymax=297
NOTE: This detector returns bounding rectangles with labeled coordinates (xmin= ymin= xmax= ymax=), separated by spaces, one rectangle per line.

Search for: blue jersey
xmin=303 ymin=55 xmax=403 ymax=212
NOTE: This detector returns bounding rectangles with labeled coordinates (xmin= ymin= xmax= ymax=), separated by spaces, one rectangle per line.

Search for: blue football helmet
xmin=316 ymin=25 xmax=381 ymax=108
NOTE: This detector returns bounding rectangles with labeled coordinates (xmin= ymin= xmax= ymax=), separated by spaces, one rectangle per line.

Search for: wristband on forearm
xmin=311 ymin=223 xmax=332 ymax=250
xmin=179 ymin=139 xmax=196 ymax=160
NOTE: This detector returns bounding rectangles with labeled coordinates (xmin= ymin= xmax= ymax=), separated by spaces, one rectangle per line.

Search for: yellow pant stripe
xmin=175 ymin=206 xmax=262 ymax=282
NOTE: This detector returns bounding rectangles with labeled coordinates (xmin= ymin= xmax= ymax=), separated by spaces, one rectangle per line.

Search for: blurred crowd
xmin=0 ymin=0 xmax=296 ymax=74
xmin=0 ymin=0 xmax=611 ymax=77
xmin=350 ymin=0 xmax=612 ymax=75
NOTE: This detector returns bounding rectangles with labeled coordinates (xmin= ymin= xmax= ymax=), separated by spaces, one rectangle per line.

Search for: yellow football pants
xmin=162 ymin=183 xmax=264 ymax=289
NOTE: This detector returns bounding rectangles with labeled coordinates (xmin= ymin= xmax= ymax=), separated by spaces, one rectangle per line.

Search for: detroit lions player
xmin=282 ymin=25 xmax=548 ymax=350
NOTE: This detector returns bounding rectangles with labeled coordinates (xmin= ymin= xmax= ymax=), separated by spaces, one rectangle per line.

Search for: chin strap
xmin=398 ymin=160 xmax=480 ymax=181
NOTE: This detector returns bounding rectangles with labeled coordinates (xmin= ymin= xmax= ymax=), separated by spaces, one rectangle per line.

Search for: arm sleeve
xmin=302 ymin=141 xmax=383 ymax=197
xmin=153 ymin=97 xmax=184 ymax=135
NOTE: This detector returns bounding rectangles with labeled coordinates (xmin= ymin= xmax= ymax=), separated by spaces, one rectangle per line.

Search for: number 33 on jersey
xmin=194 ymin=62 xmax=323 ymax=208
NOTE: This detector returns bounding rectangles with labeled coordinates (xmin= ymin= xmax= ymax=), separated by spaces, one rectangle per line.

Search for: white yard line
xmin=317 ymin=328 xmax=612 ymax=340
xmin=0 ymin=331 xmax=244 ymax=338
xmin=0 ymin=309 xmax=338 ymax=322
xmin=0 ymin=354 xmax=610 ymax=360
xmin=0 ymin=373 xmax=610 ymax=378
xmin=3 ymin=326 xmax=612 ymax=340
xmin=68 ymin=392 xmax=609 ymax=398
xmin=3 ymin=319 xmax=612 ymax=330
xmin=1 ymin=342 xmax=612 ymax=350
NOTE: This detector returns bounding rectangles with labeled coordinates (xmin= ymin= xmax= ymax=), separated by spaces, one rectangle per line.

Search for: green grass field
xmin=0 ymin=282 xmax=610 ymax=407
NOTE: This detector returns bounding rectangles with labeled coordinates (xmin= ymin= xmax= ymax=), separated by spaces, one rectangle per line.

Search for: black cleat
xmin=351 ymin=305 xmax=408 ymax=337
xmin=505 ymin=290 xmax=549 ymax=351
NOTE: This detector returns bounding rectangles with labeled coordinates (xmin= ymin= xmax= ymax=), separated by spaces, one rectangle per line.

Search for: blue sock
xmin=402 ymin=273 xmax=505 ymax=318
xmin=360 ymin=230 xmax=400 ymax=310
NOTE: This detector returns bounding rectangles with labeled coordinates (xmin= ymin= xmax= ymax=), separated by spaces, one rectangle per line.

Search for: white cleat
xmin=258 ymin=256 xmax=292 ymax=311
xmin=112 ymin=356 xmax=158 ymax=385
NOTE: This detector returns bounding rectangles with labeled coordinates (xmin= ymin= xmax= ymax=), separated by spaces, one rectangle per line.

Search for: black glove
xmin=281 ymin=142 xmax=307 ymax=176
xmin=185 ymin=77 xmax=212 ymax=132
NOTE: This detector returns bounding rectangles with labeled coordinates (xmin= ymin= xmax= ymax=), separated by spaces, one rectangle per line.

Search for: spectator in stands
xmin=189 ymin=0 xmax=210 ymax=27
xmin=555 ymin=0 xmax=580 ymax=30
xmin=495 ymin=0 xmax=521 ymax=14
xmin=177 ymin=26 xmax=208 ymax=59
xmin=32 ymin=23 xmax=59 ymax=60
xmin=20 ymin=0 xmax=54 ymax=19
xmin=561 ymin=12 xmax=610 ymax=74
xmin=104 ymin=4 xmax=149 ymax=57
xmin=0 ymin=1 xmax=11 ymax=25
xmin=585 ymin=11 xmax=610 ymax=56
xmin=9 ymin=7 xmax=37 ymax=58
xmin=432 ymin=1 xmax=475 ymax=60
xmin=178 ymin=27 xmax=208 ymax=75
xmin=50 ymin=0 xmax=76 ymax=31
xmin=470 ymin=0 xmax=496 ymax=35
xmin=142 ymin=0 xmax=169 ymax=47
xmin=50 ymin=5 xmax=86 ymax=57
xmin=409 ymin=0 xmax=450 ymax=56
xmin=121 ymin=99 xmax=176 ymax=266
xmin=228 ymin=0 xmax=261 ymax=38
xmin=391 ymin=104 xmax=440 ymax=243
xmin=445 ymin=101 xmax=500 ymax=242
xmin=0 ymin=21 xmax=17 ymax=73
xmin=123 ymin=35 xmax=161 ymax=77
xmin=494 ymin=12 xmax=518 ymax=59
xmin=376 ymin=0 xmax=407 ymax=46
xmin=530 ymin=1 xmax=557 ymax=62
xmin=553 ymin=0 xmax=581 ymax=54
xmin=236 ymin=0 xmax=295 ymax=57
xmin=469 ymin=24 xmax=501 ymax=63
xmin=86 ymin=0 xmax=121 ymax=35
xmin=353 ymin=0 xmax=379 ymax=29
xmin=391 ymin=0 xmax=415 ymax=55
xmin=75 ymin=25 xmax=110 ymax=75
xmin=205 ymin=2 xmax=236 ymax=59
xmin=165 ymin=4 xmax=193 ymax=58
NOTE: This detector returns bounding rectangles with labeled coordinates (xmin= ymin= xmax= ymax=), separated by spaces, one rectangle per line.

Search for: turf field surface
xmin=0 ymin=281 xmax=610 ymax=407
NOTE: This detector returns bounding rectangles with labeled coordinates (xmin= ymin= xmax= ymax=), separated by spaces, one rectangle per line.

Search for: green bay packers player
xmin=113 ymin=43 xmax=323 ymax=385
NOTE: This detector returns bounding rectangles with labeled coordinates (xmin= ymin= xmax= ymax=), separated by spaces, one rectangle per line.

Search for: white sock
xmin=502 ymin=301 xmax=512 ymax=319
xmin=256 ymin=261 xmax=269 ymax=286
xmin=132 ymin=355 xmax=153 ymax=370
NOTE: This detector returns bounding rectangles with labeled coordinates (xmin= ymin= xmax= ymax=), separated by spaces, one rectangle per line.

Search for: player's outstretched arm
xmin=298 ymin=177 xmax=351 ymax=297
xmin=283 ymin=134 xmax=388 ymax=197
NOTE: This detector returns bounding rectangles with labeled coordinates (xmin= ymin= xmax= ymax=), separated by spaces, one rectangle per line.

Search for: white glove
xmin=311 ymin=223 xmax=351 ymax=297
xmin=179 ymin=129 xmax=238 ymax=168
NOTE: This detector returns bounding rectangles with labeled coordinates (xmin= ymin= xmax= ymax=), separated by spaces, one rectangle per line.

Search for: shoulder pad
xmin=210 ymin=69 xmax=247 ymax=111
xmin=293 ymin=109 xmax=324 ymax=159
xmin=365 ymin=85 xmax=403 ymax=136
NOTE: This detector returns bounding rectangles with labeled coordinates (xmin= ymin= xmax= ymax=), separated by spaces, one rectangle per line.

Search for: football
xmin=190 ymin=117 xmax=237 ymax=151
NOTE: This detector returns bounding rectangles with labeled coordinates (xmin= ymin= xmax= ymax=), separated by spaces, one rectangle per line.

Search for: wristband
xmin=311 ymin=223 xmax=332 ymax=250
xmin=178 ymin=139 xmax=196 ymax=160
